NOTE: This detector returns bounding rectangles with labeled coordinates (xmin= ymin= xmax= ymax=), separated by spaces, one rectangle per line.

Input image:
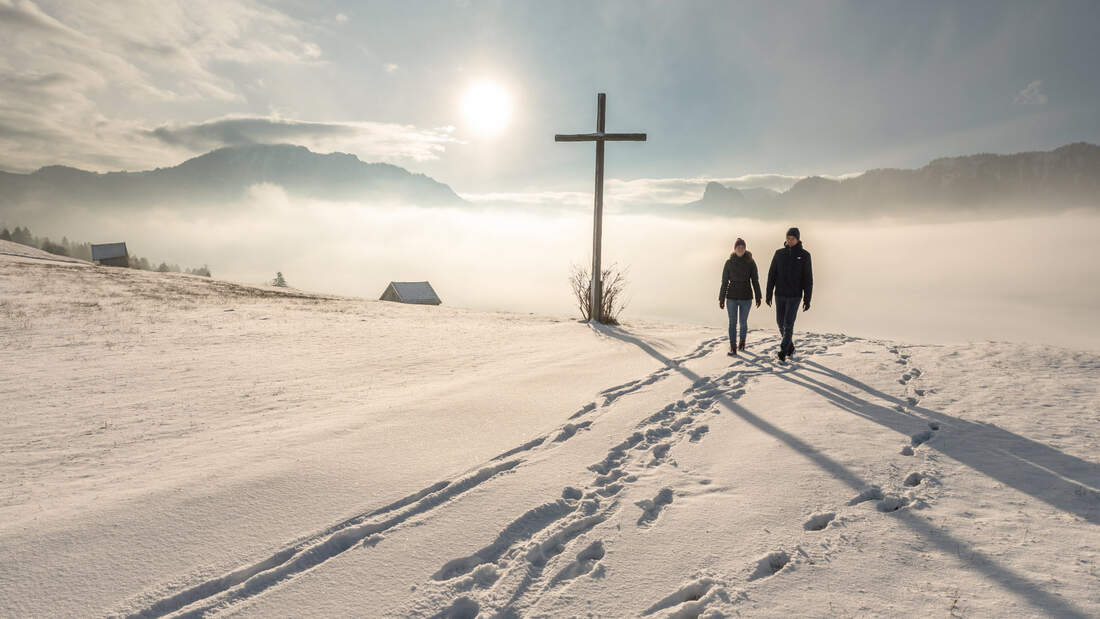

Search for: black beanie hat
xmin=786 ymin=227 xmax=800 ymax=240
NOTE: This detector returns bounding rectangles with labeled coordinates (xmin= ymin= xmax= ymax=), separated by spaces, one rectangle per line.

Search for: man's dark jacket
xmin=766 ymin=242 xmax=813 ymax=304
xmin=720 ymin=251 xmax=762 ymax=301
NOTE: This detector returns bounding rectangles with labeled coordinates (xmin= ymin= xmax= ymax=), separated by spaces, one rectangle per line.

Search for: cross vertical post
xmin=591 ymin=93 xmax=605 ymax=322
xmin=555 ymin=93 xmax=646 ymax=323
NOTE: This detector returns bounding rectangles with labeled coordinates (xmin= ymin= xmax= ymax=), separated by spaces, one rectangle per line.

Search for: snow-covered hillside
xmin=0 ymin=238 xmax=89 ymax=264
xmin=1 ymin=252 xmax=1097 ymax=618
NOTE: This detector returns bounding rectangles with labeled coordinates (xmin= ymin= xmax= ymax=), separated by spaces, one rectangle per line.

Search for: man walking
xmin=765 ymin=227 xmax=813 ymax=362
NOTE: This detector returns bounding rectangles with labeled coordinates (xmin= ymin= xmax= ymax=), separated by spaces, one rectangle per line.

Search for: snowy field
xmin=1 ymin=246 xmax=1098 ymax=618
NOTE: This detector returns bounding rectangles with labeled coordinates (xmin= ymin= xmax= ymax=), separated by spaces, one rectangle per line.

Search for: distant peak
xmin=31 ymin=164 xmax=95 ymax=177
xmin=701 ymin=181 xmax=743 ymax=202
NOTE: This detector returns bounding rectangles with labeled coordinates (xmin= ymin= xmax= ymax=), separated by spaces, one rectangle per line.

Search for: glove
xmin=719 ymin=300 xmax=725 ymax=310
xmin=803 ymin=301 xmax=811 ymax=312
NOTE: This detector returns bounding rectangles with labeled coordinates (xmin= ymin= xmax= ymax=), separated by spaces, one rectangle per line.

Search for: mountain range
xmin=685 ymin=142 xmax=1100 ymax=218
xmin=2 ymin=142 xmax=1097 ymax=221
xmin=0 ymin=143 xmax=464 ymax=211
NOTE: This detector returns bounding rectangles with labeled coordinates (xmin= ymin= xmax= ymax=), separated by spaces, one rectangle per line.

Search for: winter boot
xmin=777 ymin=349 xmax=787 ymax=362
xmin=738 ymin=339 xmax=746 ymax=351
xmin=727 ymin=346 xmax=738 ymax=357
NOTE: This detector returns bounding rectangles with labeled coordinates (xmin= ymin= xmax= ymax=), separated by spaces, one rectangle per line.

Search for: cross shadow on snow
xmin=594 ymin=324 xmax=1093 ymax=618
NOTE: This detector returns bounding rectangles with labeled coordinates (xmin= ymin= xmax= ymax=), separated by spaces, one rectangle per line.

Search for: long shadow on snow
xmin=784 ymin=359 xmax=1100 ymax=525
xmin=597 ymin=325 xmax=1092 ymax=618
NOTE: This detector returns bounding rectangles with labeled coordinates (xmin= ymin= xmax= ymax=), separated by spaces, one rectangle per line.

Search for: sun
xmin=461 ymin=80 xmax=513 ymax=136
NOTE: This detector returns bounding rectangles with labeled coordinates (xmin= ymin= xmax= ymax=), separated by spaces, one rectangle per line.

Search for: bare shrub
xmin=569 ymin=262 xmax=629 ymax=324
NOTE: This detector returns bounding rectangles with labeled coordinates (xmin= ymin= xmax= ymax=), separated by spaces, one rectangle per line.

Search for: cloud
xmin=461 ymin=190 xmax=592 ymax=209
xmin=335 ymin=13 xmax=348 ymax=23
xmin=384 ymin=63 xmax=399 ymax=73
xmin=0 ymin=0 xmax=326 ymax=171
xmin=0 ymin=0 xmax=71 ymax=33
xmin=1013 ymin=80 xmax=1047 ymax=105
xmin=145 ymin=115 xmax=460 ymax=163
xmin=459 ymin=173 xmax=862 ymax=210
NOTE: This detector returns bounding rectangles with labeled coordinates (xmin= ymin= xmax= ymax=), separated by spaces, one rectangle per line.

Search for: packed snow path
xmin=0 ymin=253 xmax=1097 ymax=617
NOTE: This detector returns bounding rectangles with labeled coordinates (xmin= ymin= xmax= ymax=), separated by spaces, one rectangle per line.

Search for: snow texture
xmin=1 ymin=253 xmax=1098 ymax=617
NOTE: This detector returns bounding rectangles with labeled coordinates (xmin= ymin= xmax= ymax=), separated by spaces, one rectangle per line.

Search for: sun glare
xmin=461 ymin=80 xmax=513 ymax=136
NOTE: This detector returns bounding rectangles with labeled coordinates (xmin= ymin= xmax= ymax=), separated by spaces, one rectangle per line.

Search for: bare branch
xmin=568 ymin=262 xmax=628 ymax=324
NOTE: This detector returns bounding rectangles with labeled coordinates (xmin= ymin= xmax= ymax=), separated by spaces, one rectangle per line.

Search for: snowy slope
xmin=0 ymin=253 xmax=1097 ymax=618
xmin=0 ymin=238 xmax=90 ymax=264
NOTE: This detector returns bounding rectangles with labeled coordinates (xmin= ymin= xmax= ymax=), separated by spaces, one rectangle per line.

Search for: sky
xmin=3 ymin=0 xmax=1099 ymax=348
xmin=2 ymin=0 xmax=1099 ymax=201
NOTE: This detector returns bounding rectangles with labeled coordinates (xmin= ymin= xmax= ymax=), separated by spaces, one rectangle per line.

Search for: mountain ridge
xmin=688 ymin=142 xmax=1100 ymax=218
xmin=0 ymin=143 xmax=465 ymax=209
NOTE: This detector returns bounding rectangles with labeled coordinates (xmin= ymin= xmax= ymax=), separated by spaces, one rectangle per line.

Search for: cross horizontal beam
xmin=556 ymin=93 xmax=647 ymax=323
xmin=554 ymin=132 xmax=647 ymax=142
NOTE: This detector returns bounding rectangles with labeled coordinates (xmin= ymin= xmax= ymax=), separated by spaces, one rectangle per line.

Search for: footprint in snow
xmin=803 ymin=512 xmax=836 ymax=531
xmin=876 ymin=495 xmax=910 ymax=513
xmin=689 ymin=425 xmax=709 ymax=442
xmin=641 ymin=578 xmax=718 ymax=616
xmin=431 ymin=596 xmax=479 ymax=619
xmin=550 ymin=540 xmax=605 ymax=585
xmin=555 ymin=420 xmax=592 ymax=442
xmin=636 ymin=488 xmax=674 ymax=527
xmin=848 ymin=486 xmax=884 ymax=505
xmin=749 ymin=551 xmax=791 ymax=580
xmin=910 ymin=429 xmax=934 ymax=446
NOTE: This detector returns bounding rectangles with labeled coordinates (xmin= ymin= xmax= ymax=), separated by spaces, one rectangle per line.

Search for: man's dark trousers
xmin=775 ymin=295 xmax=801 ymax=355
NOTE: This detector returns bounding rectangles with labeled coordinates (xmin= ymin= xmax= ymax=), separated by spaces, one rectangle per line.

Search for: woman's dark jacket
xmin=720 ymin=251 xmax=763 ymax=301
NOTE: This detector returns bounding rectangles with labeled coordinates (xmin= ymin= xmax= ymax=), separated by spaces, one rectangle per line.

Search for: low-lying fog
xmin=12 ymin=183 xmax=1100 ymax=351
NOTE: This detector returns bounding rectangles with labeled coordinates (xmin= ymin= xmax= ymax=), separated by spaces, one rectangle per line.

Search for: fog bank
xmin=11 ymin=184 xmax=1100 ymax=351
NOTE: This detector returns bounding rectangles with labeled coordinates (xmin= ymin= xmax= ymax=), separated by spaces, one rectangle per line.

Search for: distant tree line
xmin=0 ymin=225 xmax=211 ymax=277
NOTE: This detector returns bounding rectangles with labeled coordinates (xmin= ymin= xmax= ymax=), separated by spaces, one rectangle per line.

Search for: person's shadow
xmin=773 ymin=357 xmax=1100 ymax=526
xmin=594 ymin=324 xmax=1098 ymax=617
xmin=595 ymin=323 xmax=1099 ymax=523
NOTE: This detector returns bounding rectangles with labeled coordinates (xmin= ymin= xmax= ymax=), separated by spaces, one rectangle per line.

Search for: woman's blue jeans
xmin=726 ymin=299 xmax=752 ymax=345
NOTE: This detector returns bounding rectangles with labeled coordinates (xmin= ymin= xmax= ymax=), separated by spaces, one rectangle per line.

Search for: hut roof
xmin=91 ymin=242 xmax=128 ymax=261
xmin=382 ymin=281 xmax=441 ymax=305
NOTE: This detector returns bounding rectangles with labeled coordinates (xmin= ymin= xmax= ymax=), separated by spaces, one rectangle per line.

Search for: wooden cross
xmin=555 ymin=93 xmax=646 ymax=322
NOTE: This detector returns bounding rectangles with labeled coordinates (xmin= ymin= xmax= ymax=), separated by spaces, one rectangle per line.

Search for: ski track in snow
xmin=596 ymin=335 xmax=724 ymax=407
xmin=117 ymin=333 xmax=733 ymax=617
xmin=117 ymin=330 xmax=991 ymax=618
xmin=410 ymin=332 xmax=857 ymax=616
xmin=116 ymin=329 xmax=970 ymax=618
xmin=123 ymin=461 xmax=523 ymax=618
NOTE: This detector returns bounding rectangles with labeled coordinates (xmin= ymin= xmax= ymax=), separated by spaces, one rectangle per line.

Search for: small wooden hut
xmin=379 ymin=281 xmax=442 ymax=305
xmin=90 ymin=242 xmax=129 ymax=267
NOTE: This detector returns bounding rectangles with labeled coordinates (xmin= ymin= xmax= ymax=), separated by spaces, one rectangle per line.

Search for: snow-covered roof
xmin=91 ymin=242 xmax=128 ymax=260
xmin=383 ymin=281 xmax=441 ymax=305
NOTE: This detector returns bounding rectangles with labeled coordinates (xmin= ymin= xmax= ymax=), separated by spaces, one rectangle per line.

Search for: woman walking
xmin=719 ymin=238 xmax=762 ymax=356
